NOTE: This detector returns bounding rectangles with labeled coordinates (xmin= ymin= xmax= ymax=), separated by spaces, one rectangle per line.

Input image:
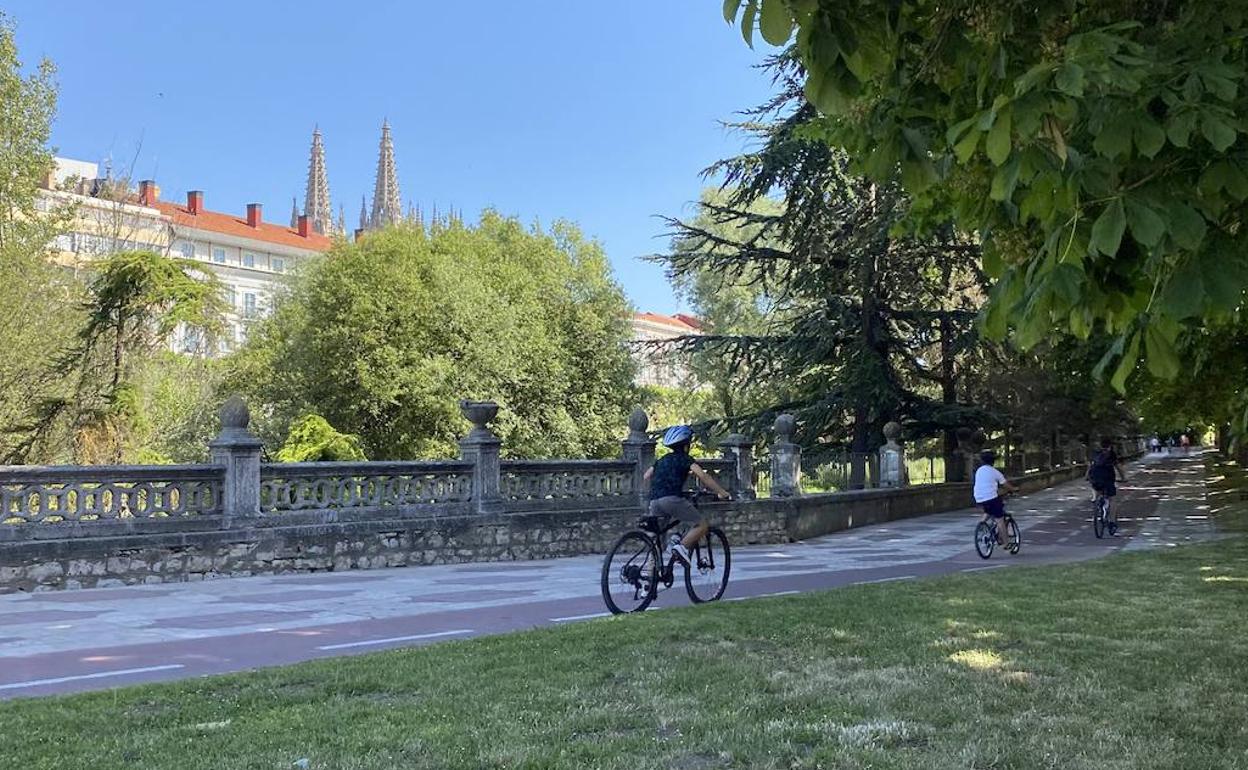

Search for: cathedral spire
xmin=290 ymin=196 xmax=299 ymax=228
xmin=337 ymin=204 xmax=345 ymax=236
xmin=303 ymin=126 xmax=335 ymax=234
xmin=359 ymin=195 xmax=368 ymax=231
xmin=369 ymin=119 xmax=402 ymax=230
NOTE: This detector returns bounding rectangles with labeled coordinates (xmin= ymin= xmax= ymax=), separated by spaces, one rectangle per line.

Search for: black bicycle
xmin=974 ymin=513 xmax=1020 ymax=559
xmin=600 ymin=494 xmax=732 ymax=614
xmin=1092 ymin=493 xmax=1116 ymax=538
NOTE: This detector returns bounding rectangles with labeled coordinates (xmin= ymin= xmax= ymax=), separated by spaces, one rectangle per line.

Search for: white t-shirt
xmin=973 ymin=465 xmax=1007 ymax=503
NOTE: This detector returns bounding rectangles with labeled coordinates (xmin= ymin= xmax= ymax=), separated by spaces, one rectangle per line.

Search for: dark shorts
xmin=980 ymin=496 xmax=1005 ymax=518
xmin=1091 ymin=480 xmax=1117 ymax=498
xmin=648 ymin=495 xmax=701 ymax=524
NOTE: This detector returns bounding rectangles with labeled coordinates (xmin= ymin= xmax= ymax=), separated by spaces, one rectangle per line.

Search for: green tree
xmin=230 ymin=214 xmax=636 ymax=459
xmin=664 ymin=188 xmax=780 ymax=423
xmin=50 ymin=250 xmax=226 ymax=464
xmin=659 ymin=57 xmax=985 ymax=485
xmin=0 ymin=14 xmax=85 ymax=463
xmin=724 ymin=1 xmax=1248 ymax=388
xmin=275 ymin=415 xmax=367 ymax=462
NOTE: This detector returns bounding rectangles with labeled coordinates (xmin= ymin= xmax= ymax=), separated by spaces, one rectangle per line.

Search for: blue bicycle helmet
xmin=662 ymin=425 xmax=693 ymax=447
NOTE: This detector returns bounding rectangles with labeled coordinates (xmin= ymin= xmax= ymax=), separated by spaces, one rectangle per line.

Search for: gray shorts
xmin=648 ymin=495 xmax=701 ymax=524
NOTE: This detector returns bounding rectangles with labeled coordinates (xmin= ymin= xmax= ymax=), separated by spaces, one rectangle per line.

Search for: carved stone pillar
xmin=769 ymin=414 xmax=802 ymax=498
xmin=620 ymin=407 xmax=656 ymax=508
xmin=719 ymin=433 xmax=756 ymax=500
xmin=878 ymin=421 xmax=907 ymax=488
xmin=459 ymin=400 xmax=504 ymax=515
xmin=208 ymin=395 xmax=263 ymax=526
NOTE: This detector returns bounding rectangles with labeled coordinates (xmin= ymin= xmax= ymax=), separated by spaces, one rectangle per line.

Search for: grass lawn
xmin=3 ymin=537 xmax=1248 ymax=769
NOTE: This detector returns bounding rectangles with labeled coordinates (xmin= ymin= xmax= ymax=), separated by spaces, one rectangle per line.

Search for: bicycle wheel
xmin=974 ymin=521 xmax=995 ymax=559
xmin=1005 ymin=516 xmax=1021 ymax=555
xmin=684 ymin=527 xmax=731 ymax=603
xmin=1093 ymin=499 xmax=1105 ymax=539
xmin=601 ymin=531 xmax=660 ymax=614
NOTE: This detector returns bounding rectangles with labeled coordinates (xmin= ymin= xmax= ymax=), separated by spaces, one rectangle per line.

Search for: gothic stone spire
xmin=359 ymin=194 xmax=369 ymax=231
xmin=369 ymin=120 xmax=402 ymax=229
xmin=303 ymin=127 xmax=335 ymax=235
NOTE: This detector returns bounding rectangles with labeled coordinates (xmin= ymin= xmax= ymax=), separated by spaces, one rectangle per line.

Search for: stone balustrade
xmin=0 ymin=464 xmax=222 ymax=524
xmin=501 ymin=460 xmax=636 ymax=509
xmin=260 ymin=461 xmax=473 ymax=514
xmin=0 ymin=397 xmax=1154 ymax=592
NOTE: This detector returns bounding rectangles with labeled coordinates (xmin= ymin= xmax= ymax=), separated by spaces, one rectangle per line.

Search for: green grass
xmin=4 ymin=538 xmax=1248 ymax=769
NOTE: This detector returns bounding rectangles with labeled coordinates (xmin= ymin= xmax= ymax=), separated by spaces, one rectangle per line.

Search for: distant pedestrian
xmin=1180 ymin=434 xmax=1191 ymax=454
xmin=1150 ymin=435 xmax=1161 ymax=454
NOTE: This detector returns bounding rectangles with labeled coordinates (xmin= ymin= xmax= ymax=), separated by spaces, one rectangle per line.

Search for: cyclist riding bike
xmin=642 ymin=425 xmax=731 ymax=566
xmin=974 ymin=450 xmax=1019 ymax=544
xmin=1087 ymin=438 xmax=1127 ymax=535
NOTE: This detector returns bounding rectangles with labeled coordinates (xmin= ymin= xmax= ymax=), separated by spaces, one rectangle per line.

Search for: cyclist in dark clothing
xmin=643 ymin=425 xmax=731 ymax=566
xmin=1087 ymin=438 xmax=1127 ymax=534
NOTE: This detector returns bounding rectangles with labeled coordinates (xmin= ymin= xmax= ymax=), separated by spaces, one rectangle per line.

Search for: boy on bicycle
xmin=1087 ymin=438 xmax=1127 ymax=535
xmin=643 ymin=425 xmax=731 ymax=566
xmin=974 ymin=450 xmax=1018 ymax=544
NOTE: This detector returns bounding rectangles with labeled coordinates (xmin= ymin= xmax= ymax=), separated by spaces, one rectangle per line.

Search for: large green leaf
xmin=758 ymin=0 xmax=794 ymax=45
xmin=1090 ymin=198 xmax=1126 ymax=256
xmin=1110 ymin=331 xmax=1140 ymax=393
xmin=1144 ymin=324 xmax=1180 ymax=380
xmin=1125 ymin=199 xmax=1165 ymax=248
xmin=1054 ymin=62 xmax=1085 ymax=96
xmin=986 ymin=110 xmax=1012 ymax=166
xmin=1161 ymin=258 xmax=1204 ymax=318
xmin=1134 ymin=117 xmax=1166 ymax=159
xmin=1201 ymin=114 xmax=1238 ymax=152
xmin=989 ymin=156 xmax=1021 ymax=201
xmin=723 ymin=0 xmax=744 ymax=22
xmin=740 ymin=0 xmax=758 ymax=46
xmin=1093 ymin=119 xmax=1132 ymax=160
xmin=1169 ymin=204 xmax=1208 ymax=251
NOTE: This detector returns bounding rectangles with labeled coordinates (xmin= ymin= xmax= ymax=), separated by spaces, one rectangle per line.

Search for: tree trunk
xmin=849 ymin=185 xmax=879 ymax=490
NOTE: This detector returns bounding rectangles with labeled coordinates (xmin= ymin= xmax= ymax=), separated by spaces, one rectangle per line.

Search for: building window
xmin=52 ymin=234 xmax=76 ymax=252
xmin=242 ymin=252 xmax=256 ymax=268
xmin=243 ymin=292 xmax=257 ymax=319
xmin=225 ymin=288 xmax=236 ymax=308
xmin=179 ymin=242 xmax=194 ymax=259
xmin=271 ymin=257 xmax=285 ymax=274
xmin=212 ymin=247 xmax=226 ymax=264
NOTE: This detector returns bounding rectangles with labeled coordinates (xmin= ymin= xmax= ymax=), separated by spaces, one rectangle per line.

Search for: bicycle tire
xmin=601 ymin=530 xmax=660 ymax=615
xmin=684 ymin=527 xmax=731 ymax=603
xmin=1093 ymin=498 xmax=1105 ymax=539
xmin=1005 ymin=516 xmax=1021 ymax=555
xmin=974 ymin=521 xmax=995 ymax=559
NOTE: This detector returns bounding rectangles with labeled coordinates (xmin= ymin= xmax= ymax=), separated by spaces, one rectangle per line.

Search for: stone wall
xmin=0 ymin=464 xmax=1086 ymax=593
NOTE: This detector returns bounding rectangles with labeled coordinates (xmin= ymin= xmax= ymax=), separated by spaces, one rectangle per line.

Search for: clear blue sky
xmin=6 ymin=1 xmax=776 ymax=314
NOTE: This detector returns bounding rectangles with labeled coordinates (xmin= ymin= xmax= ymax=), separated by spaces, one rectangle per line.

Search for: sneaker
xmin=670 ymin=543 xmax=691 ymax=566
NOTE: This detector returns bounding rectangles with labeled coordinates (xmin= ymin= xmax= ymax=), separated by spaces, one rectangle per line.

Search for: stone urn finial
xmin=460 ymin=400 xmax=500 ymax=441
xmin=883 ymin=421 xmax=902 ymax=446
xmin=626 ymin=407 xmax=650 ymax=441
xmin=221 ymin=394 xmax=250 ymax=430
xmin=774 ymin=413 xmax=796 ymax=444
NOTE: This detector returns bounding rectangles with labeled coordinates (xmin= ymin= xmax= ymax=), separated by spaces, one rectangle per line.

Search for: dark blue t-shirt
xmin=650 ymin=452 xmax=694 ymax=500
xmin=1088 ymin=449 xmax=1118 ymax=484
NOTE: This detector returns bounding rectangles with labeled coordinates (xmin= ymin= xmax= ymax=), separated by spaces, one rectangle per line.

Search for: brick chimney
xmin=246 ymin=203 xmax=262 ymax=228
xmin=187 ymin=190 xmax=204 ymax=214
xmin=138 ymin=180 xmax=160 ymax=206
xmin=297 ymin=214 xmax=312 ymax=237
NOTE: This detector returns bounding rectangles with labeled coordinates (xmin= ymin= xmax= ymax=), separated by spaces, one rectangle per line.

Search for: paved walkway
xmin=0 ymin=452 xmax=1217 ymax=698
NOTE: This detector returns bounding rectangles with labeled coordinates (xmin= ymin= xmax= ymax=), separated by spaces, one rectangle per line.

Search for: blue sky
xmin=6 ymin=1 xmax=777 ymax=314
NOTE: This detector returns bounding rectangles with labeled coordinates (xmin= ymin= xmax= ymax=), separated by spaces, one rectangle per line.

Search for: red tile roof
xmin=149 ymin=200 xmax=333 ymax=252
xmin=633 ymin=311 xmax=703 ymax=332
